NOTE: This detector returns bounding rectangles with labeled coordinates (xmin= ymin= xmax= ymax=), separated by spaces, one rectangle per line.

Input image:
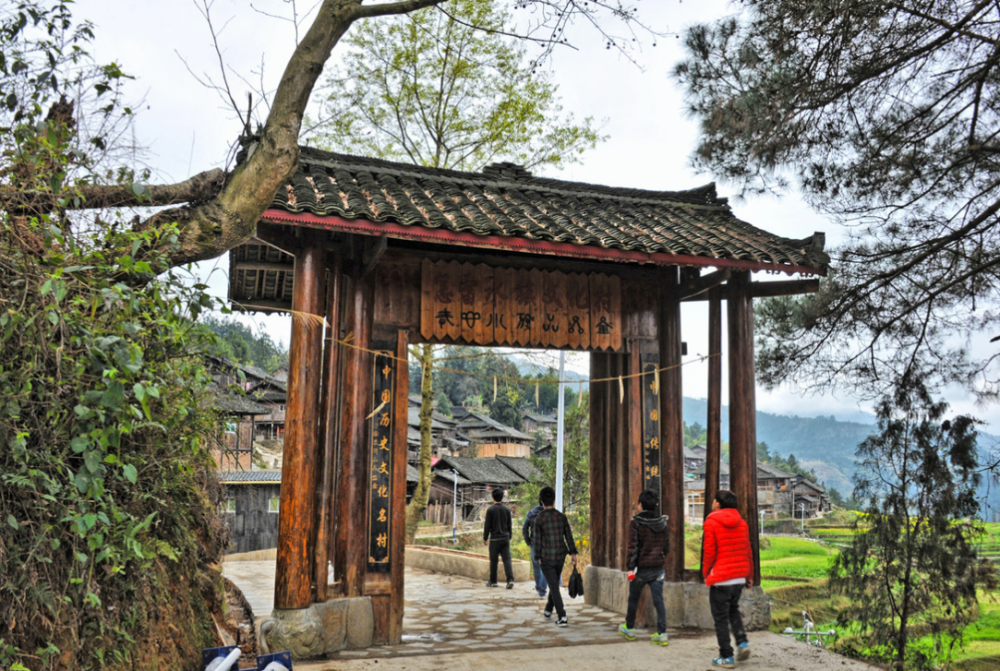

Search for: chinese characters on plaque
xmin=420 ymin=260 xmax=622 ymax=350
xmin=368 ymin=351 xmax=394 ymax=571
xmin=641 ymin=354 xmax=661 ymax=515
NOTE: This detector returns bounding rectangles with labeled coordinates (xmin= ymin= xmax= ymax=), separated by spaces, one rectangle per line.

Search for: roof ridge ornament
xmin=482 ymin=161 xmax=533 ymax=181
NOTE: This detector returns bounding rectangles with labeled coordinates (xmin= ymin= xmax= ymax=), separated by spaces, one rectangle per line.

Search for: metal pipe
xmin=554 ymin=351 xmax=566 ymax=511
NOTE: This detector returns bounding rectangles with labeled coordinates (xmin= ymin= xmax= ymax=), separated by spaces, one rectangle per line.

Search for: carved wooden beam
xmin=682 ymin=278 xmax=820 ymax=301
xmin=230 ymin=261 xmax=295 ymax=273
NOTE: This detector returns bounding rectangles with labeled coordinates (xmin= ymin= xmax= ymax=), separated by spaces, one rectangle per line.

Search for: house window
xmin=268 ymin=496 xmax=280 ymax=513
xmin=222 ymin=498 xmax=236 ymax=514
xmin=279 ymin=405 xmax=285 ymax=412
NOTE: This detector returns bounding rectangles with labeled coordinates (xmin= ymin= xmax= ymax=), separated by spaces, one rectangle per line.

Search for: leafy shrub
xmin=0 ymin=218 xmax=227 ymax=670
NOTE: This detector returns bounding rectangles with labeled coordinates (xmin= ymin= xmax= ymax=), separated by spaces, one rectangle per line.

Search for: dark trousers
xmin=625 ymin=568 xmax=667 ymax=634
xmin=530 ymin=546 xmax=548 ymax=596
xmin=541 ymin=559 xmax=566 ymax=617
xmin=488 ymin=540 xmax=514 ymax=584
xmin=709 ymin=584 xmax=748 ymax=658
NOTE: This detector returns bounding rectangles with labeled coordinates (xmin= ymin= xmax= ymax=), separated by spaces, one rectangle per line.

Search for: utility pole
xmin=799 ymin=502 xmax=805 ymax=535
xmin=555 ymin=351 xmax=566 ymax=511
xmin=760 ymin=509 xmax=765 ymax=536
xmin=452 ymin=469 xmax=459 ymax=541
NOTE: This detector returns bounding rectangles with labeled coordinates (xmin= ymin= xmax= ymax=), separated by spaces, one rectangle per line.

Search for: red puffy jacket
xmin=702 ymin=508 xmax=753 ymax=586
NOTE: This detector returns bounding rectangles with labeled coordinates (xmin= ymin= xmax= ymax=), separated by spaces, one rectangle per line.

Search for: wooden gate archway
xmin=229 ymin=151 xmax=829 ymax=652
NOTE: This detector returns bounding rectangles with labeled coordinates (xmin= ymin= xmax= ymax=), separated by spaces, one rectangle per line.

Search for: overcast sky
xmin=69 ymin=0 xmax=1000 ymax=431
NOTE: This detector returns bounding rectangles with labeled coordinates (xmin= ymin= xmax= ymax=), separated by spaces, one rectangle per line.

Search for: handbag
xmin=567 ymin=565 xmax=584 ymax=599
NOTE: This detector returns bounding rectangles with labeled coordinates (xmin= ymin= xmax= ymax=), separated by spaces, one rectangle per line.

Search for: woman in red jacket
xmin=702 ymin=490 xmax=753 ymax=668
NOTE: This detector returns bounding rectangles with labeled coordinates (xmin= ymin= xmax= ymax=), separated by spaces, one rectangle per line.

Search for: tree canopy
xmin=309 ymin=0 xmax=602 ymax=170
xmin=676 ymin=0 xmax=1000 ymax=399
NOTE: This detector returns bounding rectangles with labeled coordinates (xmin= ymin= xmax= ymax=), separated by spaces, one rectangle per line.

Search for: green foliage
xmin=201 ymin=314 xmax=288 ymax=373
xmin=676 ymin=1 xmax=1000 ymax=397
xmin=309 ymin=0 xmax=603 ymax=171
xmin=0 ymin=216 xmax=226 ymax=669
xmin=515 ymin=393 xmax=590 ymax=544
xmin=830 ymin=383 xmax=998 ymax=669
xmin=0 ymin=6 xmax=224 ymax=667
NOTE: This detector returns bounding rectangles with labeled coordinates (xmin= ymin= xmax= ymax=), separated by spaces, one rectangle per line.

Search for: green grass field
xmin=753 ymin=530 xmax=1000 ymax=668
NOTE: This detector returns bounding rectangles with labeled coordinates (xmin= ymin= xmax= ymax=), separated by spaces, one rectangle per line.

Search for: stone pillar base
xmin=259 ymin=597 xmax=374 ymax=660
xmin=584 ymin=565 xmax=770 ymax=630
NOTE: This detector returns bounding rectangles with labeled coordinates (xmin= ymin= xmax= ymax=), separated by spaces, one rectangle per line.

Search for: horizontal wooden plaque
xmin=420 ymin=259 xmax=622 ymax=350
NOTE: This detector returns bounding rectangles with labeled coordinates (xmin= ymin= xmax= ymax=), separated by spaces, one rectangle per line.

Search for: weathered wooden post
xmin=727 ymin=270 xmax=762 ymax=584
xmin=658 ymin=266 xmax=684 ymax=582
xmin=275 ymin=228 xmax=326 ymax=609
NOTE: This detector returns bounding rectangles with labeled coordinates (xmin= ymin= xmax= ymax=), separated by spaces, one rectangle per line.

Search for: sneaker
xmin=485 ymin=582 xmax=498 ymax=588
xmin=556 ymin=616 xmax=568 ymax=627
xmin=506 ymin=581 xmax=514 ymax=590
xmin=537 ymin=591 xmax=547 ymax=598
xmin=543 ymin=609 xmax=552 ymax=619
xmin=736 ymin=642 xmax=750 ymax=661
xmin=711 ymin=658 xmax=735 ymax=669
xmin=618 ymin=623 xmax=636 ymax=641
xmin=650 ymin=632 xmax=669 ymax=646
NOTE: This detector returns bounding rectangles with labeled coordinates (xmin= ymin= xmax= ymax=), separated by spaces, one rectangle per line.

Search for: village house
xmin=521 ymin=409 xmax=558 ymax=441
xmin=454 ymin=411 xmax=533 ymax=457
xmin=219 ymin=470 xmax=282 ymax=554
xmin=684 ymin=460 xmax=830 ymax=521
xmin=430 ymin=455 xmax=540 ymax=521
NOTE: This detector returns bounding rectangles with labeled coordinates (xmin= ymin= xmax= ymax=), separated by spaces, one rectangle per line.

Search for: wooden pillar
xmin=658 ymin=266 xmax=685 ymax=582
xmin=727 ymin=270 xmax=761 ymax=584
xmin=315 ymin=255 xmax=343 ymax=601
xmin=334 ymin=268 xmax=374 ymax=597
xmin=275 ymin=229 xmax=326 ymax=610
xmin=388 ymin=329 xmax=409 ymax=643
xmin=589 ymin=352 xmax=607 ymax=568
xmin=704 ymin=287 xmax=723 ymax=519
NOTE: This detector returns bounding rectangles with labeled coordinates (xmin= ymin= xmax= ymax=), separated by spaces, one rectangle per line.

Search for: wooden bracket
xmin=676 ymin=268 xmax=731 ymax=301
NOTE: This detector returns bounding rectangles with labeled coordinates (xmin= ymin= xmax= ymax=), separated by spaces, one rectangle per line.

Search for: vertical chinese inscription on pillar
xmin=640 ymin=353 xmax=661 ymax=515
xmin=368 ymin=350 xmax=394 ymax=572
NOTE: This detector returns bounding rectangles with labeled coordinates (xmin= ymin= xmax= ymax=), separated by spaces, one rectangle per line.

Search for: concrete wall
xmin=405 ymin=545 xmax=531 ymax=583
xmin=584 ymin=565 xmax=770 ymax=631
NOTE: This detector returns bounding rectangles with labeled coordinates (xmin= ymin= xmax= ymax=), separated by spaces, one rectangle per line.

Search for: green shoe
xmin=618 ymin=623 xmax=636 ymax=641
xmin=650 ymin=632 xmax=669 ymax=646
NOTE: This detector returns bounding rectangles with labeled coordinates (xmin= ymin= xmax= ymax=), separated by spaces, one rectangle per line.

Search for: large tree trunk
xmin=29 ymin=0 xmax=447 ymax=267
xmin=404 ymin=344 xmax=435 ymax=544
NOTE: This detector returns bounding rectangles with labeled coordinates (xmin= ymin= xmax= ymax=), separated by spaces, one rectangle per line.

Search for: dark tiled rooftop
xmin=218 ymin=470 xmax=282 ymax=483
xmin=270 ymin=148 xmax=829 ymax=270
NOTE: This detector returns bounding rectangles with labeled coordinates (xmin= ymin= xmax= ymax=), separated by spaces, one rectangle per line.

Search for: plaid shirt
xmin=531 ymin=507 xmax=578 ymax=566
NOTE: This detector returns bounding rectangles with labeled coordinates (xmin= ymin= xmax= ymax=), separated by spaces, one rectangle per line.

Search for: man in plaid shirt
xmin=531 ymin=486 xmax=578 ymax=626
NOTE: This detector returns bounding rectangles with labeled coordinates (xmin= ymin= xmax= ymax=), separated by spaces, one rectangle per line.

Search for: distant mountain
xmin=683 ymin=397 xmax=868 ymax=493
xmin=683 ymin=397 xmax=1000 ymax=512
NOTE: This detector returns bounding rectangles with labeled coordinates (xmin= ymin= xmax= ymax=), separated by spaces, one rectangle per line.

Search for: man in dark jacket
xmin=532 ymin=486 xmax=578 ymax=626
xmin=522 ymin=495 xmax=548 ymax=597
xmin=483 ymin=488 xmax=514 ymax=588
xmin=618 ymin=489 xmax=670 ymax=645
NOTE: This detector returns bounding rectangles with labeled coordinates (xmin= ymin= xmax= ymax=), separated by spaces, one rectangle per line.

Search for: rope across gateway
xmin=232 ymin=301 xmax=720 ymax=391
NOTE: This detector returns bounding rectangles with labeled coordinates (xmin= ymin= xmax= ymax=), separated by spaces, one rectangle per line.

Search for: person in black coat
xmin=483 ymin=488 xmax=514 ymax=588
xmin=618 ymin=488 xmax=670 ymax=645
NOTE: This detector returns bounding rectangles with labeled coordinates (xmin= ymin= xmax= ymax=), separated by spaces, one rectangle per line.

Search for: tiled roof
xmin=457 ymin=413 xmax=533 ymax=441
xmin=495 ymin=456 xmax=541 ymax=482
xmin=215 ymin=392 xmax=272 ymax=416
xmin=432 ymin=456 xmax=526 ymax=485
xmin=267 ymin=148 xmax=829 ymax=270
xmin=218 ymin=470 xmax=282 ymax=484
xmin=757 ymin=462 xmax=795 ymax=479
